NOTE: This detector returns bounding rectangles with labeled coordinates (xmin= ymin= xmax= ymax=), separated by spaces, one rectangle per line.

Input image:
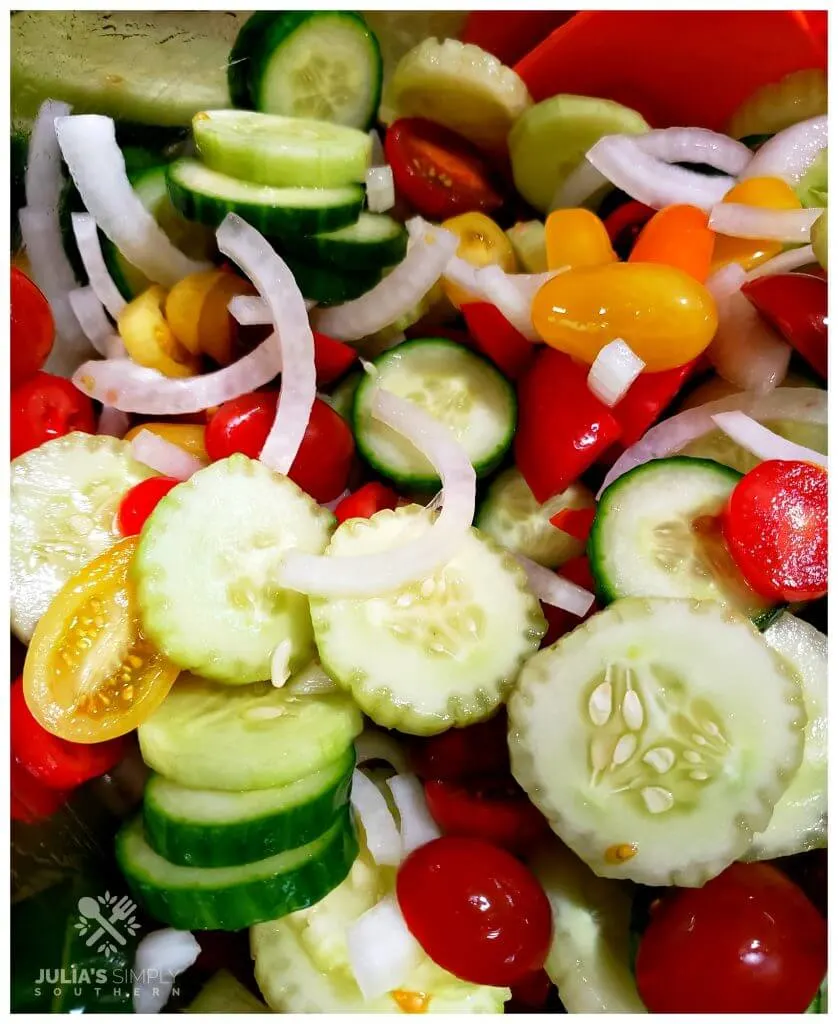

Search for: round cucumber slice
xmin=726 ymin=69 xmax=828 ymax=140
xmin=11 ymin=433 xmax=156 ymax=643
xmin=311 ymin=505 xmax=546 ymax=736
xmin=138 ymin=672 xmax=362 ymax=791
xmin=284 ymin=213 xmax=408 ymax=272
xmin=281 ymin=254 xmax=381 ymax=306
xmin=509 ymin=94 xmax=649 ymax=214
xmin=509 ymin=597 xmax=806 ymax=887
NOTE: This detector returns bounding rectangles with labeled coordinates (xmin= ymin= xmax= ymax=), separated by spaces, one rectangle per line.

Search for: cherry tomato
xmin=206 ymin=393 xmax=355 ymax=503
xmin=11 ymin=755 xmax=70 ymax=823
xmin=11 ymin=678 xmax=126 ymax=790
xmin=410 ymin=712 xmax=511 ymax=782
xmin=461 ymin=302 xmax=535 ymax=381
xmin=636 ymin=861 xmax=827 ymax=1013
xmin=441 ymin=212 xmax=516 ymax=307
xmin=11 ymin=267 xmax=54 ymax=388
xmin=424 ymin=778 xmax=550 ymax=854
xmin=23 ymin=537 xmax=180 ymax=743
xmin=334 ymin=482 xmax=399 ymax=524
xmin=396 ymin=836 xmax=553 ymax=987
xmin=118 ymin=476 xmax=181 ymax=536
xmin=384 ymin=118 xmax=505 ymax=220
xmin=711 ymin=176 xmax=801 ymax=272
xmin=531 ymin=262 xmax=718 ymax=372
xmin=602 ymin=200 xmax=655 ymax=260
xmin=723 ymin=459 xmax=827 ymax=602
xmin=629 ymin=204 xmax=714 ymax=282
xmin=10 ymin=372 xmax=96 ymax=460
xmin=742 ymin=273 xmax=827 ymax=381
xmin=544 ymin=208 xmax=616 ymax=271
xmin=312 ymin=331 xmax=358 ymax=387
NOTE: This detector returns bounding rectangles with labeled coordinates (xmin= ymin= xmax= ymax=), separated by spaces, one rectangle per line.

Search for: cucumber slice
xmin=353 ymin=338 xmax=517 ymax=488
xmin=311 ymin=504 xmax=545 ymax=736
xmin=116 ymin=807 xmax=358 ymax=932
xmin=509 ymin=95 xmax=649 ymax=214
xmin=166 ymin=158 xmax=365 ymax=239
xmin=134 ymin=456 xmax=334 ymax=684
xmin=282 ymin=254 xmax=381 ymax=306
xmin=138 ymin=672 xmax=362 ymax=792
xmin=476 ymin=467 xmax=594 ymax=570
xmin=325 ymin=369 xmax=364 ymax=422
xmin=530 ymin=841 xmax=645 ymax=1013
xmin=143 ymin=746 xmax=355 ymax=868
xmin=185 ymin=969 xmax=270 ymax=1013
xmin=10 ymin=433 xmax=155 ymax=643
xmin=509 ymin=597 xmax=806 ymax=887
xmin=745 ymin=614 xmax=827 ymax=860
xmin=726 ymin=69 xmax=828 ymax=140
xmin=796 ymin=147 xmax=827 ymax=208
xmin=589 ymin=457 xmax=780 ymax=628
xmin=812 ymin=210 xmax=828 ymax=271
xmin=505 ymin=220 xmax=548 ymax=274
xmin=193 ymin=109 xmax=372 ymax=189
xmin=284 ymin=213 xmax=408 ymax=272
xmin=229 ymin=12 xmax=382 ymax=131
xmin=680 ymin=418 xmax=828 ymax=474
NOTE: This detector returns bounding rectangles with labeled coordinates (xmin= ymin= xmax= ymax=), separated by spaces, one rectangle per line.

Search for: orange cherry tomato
xmin=629 ymin=204 xmax=715 ymax=282
xmin=711 ymin=177 xmax=802 ymax=272
xmin=544 ymin=208 xmax=616 ymax=271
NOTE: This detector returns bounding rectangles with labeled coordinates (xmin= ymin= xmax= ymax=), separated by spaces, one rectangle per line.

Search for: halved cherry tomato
xmin=384 ymin=118 xmax=505 ymax=220
xmin=11 ymin=371 xmax=96 ymax=459
xmin=11 ymin=755 xmax=70 ymax=823
xmin=118 ymin=476 xmax=181 ymax=537
xmin=541 ymin=555 xmax=598 ymax=647
xmin=397 ymin=836 xmax=553 ymax=987
xmin=549 ymin=505 xmax=596 ymax=542
xmin=461 ymin=303 xmax=535 ymax=380
xmin=11 ymin=267 xmax=54 ymax=388
xmin=334 ymin=482 xmax=399 ymax=524
xmin=11 ymin=678 xmax=126 ymax=790
xmin=410 ymin=712 xmax=511 ymax=782
xmin=22 ymin=537 xmax=180 ymax=743
xmin=723 ymin=460 xmax=827 ymax=603
xmin=312 ymin=331 xmax=358 ymax=387
xmin=602 ymin=199 xmax=655 ymax=260
xmin=742 ymin=273 xmax=827 ymax=381
xmin=424 ymin=778 xmax=550 ymax=854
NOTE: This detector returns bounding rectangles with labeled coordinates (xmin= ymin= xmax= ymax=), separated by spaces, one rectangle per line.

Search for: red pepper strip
xmin=312 ymin=332 xmax=358 ymax=387
xmin=462 ymin=12 xmax=575 ymax=68
xmin=550 ymin=505 xmax=596 ymax=542
xmin=461 ymin=302 xmax=536 ymax=380
xmin=741 ymin=274 xmax=827 ymax=381
xmin=611 ymin=359 xmax=699 ymax=448
xmin=334 ymin=482 xmax=399 ymax=524
xmin=515 ymin=348 xmax=622 ymax=504
xmin=541 ymin=555 xmax=598 ymax=648
xmin=11 ymin=755 xmax=71 ymax=823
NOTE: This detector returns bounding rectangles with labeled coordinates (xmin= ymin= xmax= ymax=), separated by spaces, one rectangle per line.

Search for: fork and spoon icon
xmin=77 ymin=895 xmax=137 ymax=948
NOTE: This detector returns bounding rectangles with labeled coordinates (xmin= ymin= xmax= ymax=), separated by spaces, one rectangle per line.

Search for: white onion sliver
xmin=350 ymin=770 xmax=402 ymax=866
xmin=707 ymin=289 xmax=790 ymax=394
xmin=55 ymin=114 xmax=208 ymax=287
xmin=366 ymin=165 xmax=396 ymax=213
xmin=635 ymin=128 xmax=753 ymax=176
xmin=314 ymin=220 xmax=458 ymax=341
xmin=25 ymin=99 xmax=72 ymax=210
xmin=386 ymin=774 xmax=441 ymax=855
xmin=744 ymin=244 xmax=816 ymax=282
xmin=132 ymin=929 xmax=201 ymax=1014
xmin=130 ymin=429 xmax=203 ymax=480
xmin=217 ymin=214 xmax=315 ymax=475
xmin=355 ymin=729 xmax=411 ymax=775
xmin=516 ymin=555 xmax=595 ymax=618
xmin=229 ymin=294 xmax=272 ymax=325
xmin=97 ymin=405 xmax=131 ymax=439
xmin=742 ymin=116 xmax=828 ymax=184
xmin=279 ymin=389 xmax=476 ymax=597
xmin=551 ymin=157 xmax=609 ymax=210
xmin=711 ymin=411 xmax=828 ymax=467
xmin=68 ymin=286 xmax=115 ymax=355
xmin=709 ymin=204 xmax=821 ymax=243
xmin=71 ymin=212 xmax=127 ymax=318
xmin=346 ymin=897 xmax=423 ymax=1000
xmin=587 ymin=339 xmax=645 ymax=407
xmin=270 ymin=639 xmax=293 ymax=689
xmin=705 ymin=263 xmax=747 ymax=303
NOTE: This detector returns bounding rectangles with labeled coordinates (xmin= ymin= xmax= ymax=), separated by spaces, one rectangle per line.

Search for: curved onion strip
xmin=25 ymin=99 xmax=72 ymax=209
xmin=313 ymin=220 xmax=458 ymax=341
xmin=70 ymin=212 xmax=126 ymax=318
xmin=707 ymin=288 xmax=790 ymax=394
xmin=443 ymin=257 xmax=555 ymax=341
xmin=635 ymin=128 xmax=753 ymax=175
xmin=744 ymin=244 xmax=816 ymax=281
xmin=350 ymin=770 xmax=402 ymax=866
xmin=587 ymin=135 xmax=734 ymax=211
xmin=742 ymin=116 xmax=828 ymax=184
xmin=355 ymin=729 xmax=411 ymax=775
xmin=67 ymin=286 xmax=115 ymax=356
xmin=711 ymin=411 xmax=827 ymax=468
xmin=551 ymin=157 xmax=609 ymax=209
xmin=229 ymin=294 xmax=316 ymax=324
xmin=705 ymin=262 xmax=747 ymax=302
xmin=599 ymin=387 xmax=827 ymax=496
xmin=132 ymin=929 xmax=200 ymax=1015
xmin=55 ymin=114 xmax=208 ymax=287
xmin=386 ymin=774 xmax=441 ymax=855
xmin=130 ymin=429 xmax=203 ymax=480
xmin=587 ymin=339 xmax=645 ymax=407
xmin=708 ymin=204 xmax=821 ymax=243
xmin=347 ymin=897 xmax=423 ymax=1001
xmin=217 ymin=214 xmax=315 ymax=475
xmin=279 ymin=390 xmax=476 ymax=597
xmin=97 ymin=405 xmax=131 ymax=439
xmin=515 ymin=555 xmax=595 ymax=618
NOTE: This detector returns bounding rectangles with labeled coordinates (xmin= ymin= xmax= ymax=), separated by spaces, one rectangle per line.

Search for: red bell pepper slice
xmin=742 ymin=274 xmax=827 ymax=382
xmin=334 ymin=482 xmax=399 ymax=524
xmin=312 ymin=332 xmax=358 ymax=387
xmin=550 ymin=505 xmax=596 ymax=543
xmin=611 ymin=360 xmax=699 ymax=448
xmin=461 ymin=302 xmax=536 ymax=380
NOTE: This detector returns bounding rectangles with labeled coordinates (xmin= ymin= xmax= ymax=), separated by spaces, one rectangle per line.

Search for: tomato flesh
xmin=410 ymin=712 xmax=511 ymax=782
xmin=11 ymin=372 xmax=96 ymax=460
xmin=118 ymin=476 xmax=181 ymax=536
xmin=334 ymin=482 xmax=399 ymax=524
xmin=11 ymin=755 xmax=71 ymax=823
xmin=11 ymin=267 xmax=54 ymax=388
xmin=424 ymin=778 xmax=550 ymax=854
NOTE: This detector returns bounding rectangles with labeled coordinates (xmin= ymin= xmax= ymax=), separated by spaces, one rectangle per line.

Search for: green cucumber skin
xmin=143 ymin=748 xmax=355 ymax=869
xmin=281 ymin=254 xmax=381 ymax=305
xmin=227 ymin=12 xmax=284 ymax=109
xmin=283 ymin=215 xmax=408 ymax=272
xmin=117 ymin=808 xmax=359 ymax=932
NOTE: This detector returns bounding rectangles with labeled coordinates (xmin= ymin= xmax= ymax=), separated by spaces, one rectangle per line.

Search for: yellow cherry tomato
xmin=118 ymin=285 xmax=201 ymax=378
xmin=711 ymin=176 xmax=802 ymax=272
xmin=544 ymin=208 xmax=617 ymax=271
xmin=441 ymin=212 xmax=517 ymax=307
xmin=165 ymin=269 xmax=256 ymax=366
xmin=124 ymin=422 xmax=209 ymax=463
xmin=23 ymin=537 xmax=180 ymax=742
xmin=531 ymin=262 xmax=718 ymax=372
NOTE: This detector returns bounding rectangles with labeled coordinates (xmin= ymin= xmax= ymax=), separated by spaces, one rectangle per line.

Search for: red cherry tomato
xmin=723 ymin=459 xmax=827 ymax=602
xmin=11 ymin=678 xmax=126 ymax=791
xmin=311 ymin=331 xmax=358 ymax=387
xmin=10 ymin=371 xmax=96 ymax=459
xmin=636 ymin=861 xmax=827 ymax=1013
xmin=424 ymin=778 xmax=550 ymax=854
xmin=541 ymin=555 xmax=598 ymax=647
xmin=410 ymin=712 xmax=511 ymax=782
xmin=206 ymin=393 xmax=355 ymax=503
xmin=11 ymin=755 xmax=71 ymax=823
xmin=742 ymin=273 xmax=827 ymax=381
xmin=602 ymin=200 xmax=656 ymax=260
xmin=11 ymin=267 xmax=54 ymax=388
xmin=397 ymin=836 xmax=553 ymax=987
xmin=384 ymin=118 xmax=505 ymax=220
xmin=118 ymin=476 xmax=181 ymax=536
xmin=334 ymin=482 xmax=399 ymax=524
xmin=461 ymin=302 xmax=536 ymax=380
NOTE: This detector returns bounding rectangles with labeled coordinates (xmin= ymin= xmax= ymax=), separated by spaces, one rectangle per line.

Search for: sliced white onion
xmin=217 ymin=214 xmax=315 ymax=475
xmin=515 ymin=554 xmax=595 ymax=618
xmin=707 ymin=288 xmax=790 ymax=394
xmin=635 ymin=128 xmax=752 ymax=176
xmin=355 ymin=729 xmax=412 ymax=775
xmin=369 ymin=128 xmax=385 ymax=167
xmin=347 ymin=896 xmax=423 ymax=1000
xmin=587 ymin=338 xmax=645 ymax=407
xmin=97 ymin=405 xmax=131 ymax=438
xmin=550 ymin=157 xmax=609 ymax=210
xmin=285 ymin=662 xmax=339 ymax=697
xmin=741 ymin=115 xmax=828 ymax=184
xmin=599 ymin=387 xmax=827 ymax=496
xmin=587 ymin=135 xmax=734 ymax=211
xmin=711 ymin=411 xmax=827 ymax=468
xmin=350 ymin=770 xmax=402 ymax=866
xmin=55 ymin=114 xmax=208 ymax=287
xmin=279 ymin=389 xmax=476 ymax=597
xmin=443 ymin=257 xmax=555 ymax=341
xmin=229 ymin=294 xmax=316 ymax=325
xmin=25 ymin=99 xmax=72 ymax=209
xmin=366 ymin=165 xmax=396 ymax=213
xmin=269 ymin=638 xmax=294 ymax=689
xmin=705 ymin=262 xmax=747 ymax=303
xmin=70 ymin=212 xmax=126 ymax=318
xmin=132 ymin=929 xmax=201 ymax=1014
xmin=67 ymin=286 xmax=115 ymax=356
xmin=130 ymin=429 xmax=203 ymax=480
xmin=313 ymin=220 xmax=458 ymax=341
xmin=744 ymin=244 xmax=817 ymax=282
xmin=709 ymin=204 xmax=821 ymax=243
xmin=386 ymin=774 xmax=441 ymax=855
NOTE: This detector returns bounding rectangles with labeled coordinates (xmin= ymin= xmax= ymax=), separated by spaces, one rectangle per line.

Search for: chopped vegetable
xmin=117 ymin=286 xmax=200 ymax=378
xmin=118 ymin=477 xmax=181 ymax=536
xmin=742 ymin=272 xmax=827 ymax=380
